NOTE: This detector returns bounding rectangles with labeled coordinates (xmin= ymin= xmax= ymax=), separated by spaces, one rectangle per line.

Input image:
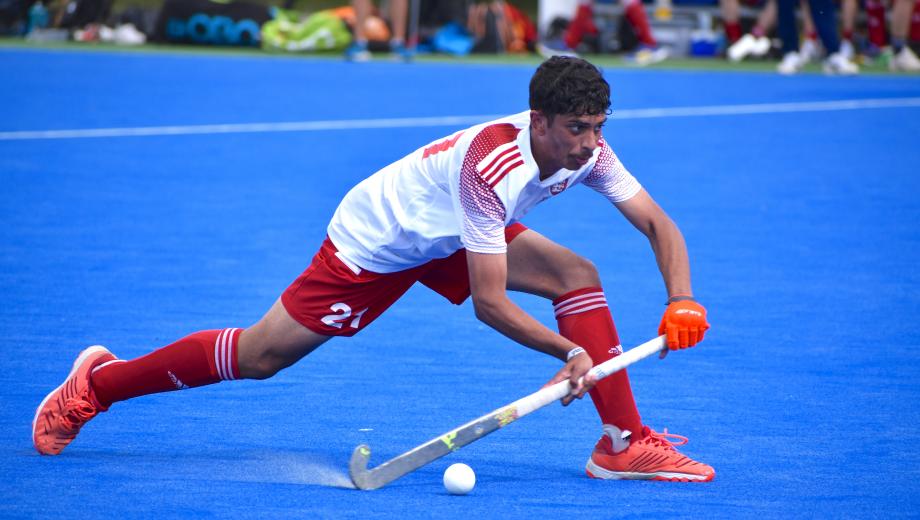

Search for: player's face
xmin=544 ymin=113 xmax=606 ymax=171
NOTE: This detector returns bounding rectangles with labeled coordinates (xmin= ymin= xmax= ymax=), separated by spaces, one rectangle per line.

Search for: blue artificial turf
xmin=2 ymin=48 xmax=919 ymax=519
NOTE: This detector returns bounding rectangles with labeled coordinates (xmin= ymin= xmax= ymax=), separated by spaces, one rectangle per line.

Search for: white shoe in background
xmin=839 ymin=39 xmax=855 ymax=61
xmin=98 ymin=25 xmax=115 ymax=42
xmin=777 ymin=51 xmax=805 ymax=74
xmin=823 ymin=52 xmax=859 ymax=75
xmin=114 ymin=24 xmax=146 ymax=45
xmin=889 ymin=47 xmax=920 ymax=71
xmin=727 ymin=34 xmax=771 ymax=62
xmin=728 ymin=34 xmax=755 ymax=62
xmin=750 ymin=36 xmax=771 ymax=58
xmin=800 ymin=38 xmax=821 ymax=62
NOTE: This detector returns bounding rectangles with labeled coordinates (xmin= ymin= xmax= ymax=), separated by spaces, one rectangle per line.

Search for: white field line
xmin=2 ymin=97 xmax=919 ymax=141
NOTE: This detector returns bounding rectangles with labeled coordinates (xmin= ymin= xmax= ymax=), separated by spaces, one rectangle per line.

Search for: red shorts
xmin=282 ymin=223 xmax=529 ymax=337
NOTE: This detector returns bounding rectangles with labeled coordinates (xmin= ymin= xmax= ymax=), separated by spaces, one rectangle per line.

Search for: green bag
xmin=262 ymin=10 xmax=351 ymax=52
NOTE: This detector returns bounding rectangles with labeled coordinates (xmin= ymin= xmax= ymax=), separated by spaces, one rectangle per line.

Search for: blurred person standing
xmin=723 ymin=0 xmax=775 ymax=61
xmin=725 ymin=0 xmax=855 ymax=62
xmin=537 ymin=0 xmax=669 ymax=65
xmin=887 ymin=0 xmax=920 ymax=70
xmin=774 ymin=0 xmax=858 ymax=74
xmin=344 ymin=0 xmax=413 ymax=61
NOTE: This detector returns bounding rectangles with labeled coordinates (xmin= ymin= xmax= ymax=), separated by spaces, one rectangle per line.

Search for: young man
xmin=32 ymin=57 xmax=713 ymax=482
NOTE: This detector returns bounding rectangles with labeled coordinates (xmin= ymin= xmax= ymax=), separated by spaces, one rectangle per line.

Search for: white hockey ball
xmin=443 ymin=463 xmax=475 ymax=495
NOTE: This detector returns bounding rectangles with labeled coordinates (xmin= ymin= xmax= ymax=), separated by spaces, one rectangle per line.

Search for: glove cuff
xmin=665 ymin=294 xmax=695 ymax=305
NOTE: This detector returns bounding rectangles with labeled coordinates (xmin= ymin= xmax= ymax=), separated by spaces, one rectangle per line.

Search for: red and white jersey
xmin=327 ymin=111 xmax=641 ymax=274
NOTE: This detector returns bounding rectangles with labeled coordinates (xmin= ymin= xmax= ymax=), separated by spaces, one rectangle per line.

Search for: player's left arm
xmin=613 ymin=188 xmax=710 ymax=355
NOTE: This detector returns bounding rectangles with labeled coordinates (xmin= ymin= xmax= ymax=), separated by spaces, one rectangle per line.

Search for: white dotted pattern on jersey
xmin=582 ymin=139 xmax=641 ymax=203
xmin=458 ymin=124 xmax=521 ymax=254
xmin=460 ymin=166 xmax=507 ymax=254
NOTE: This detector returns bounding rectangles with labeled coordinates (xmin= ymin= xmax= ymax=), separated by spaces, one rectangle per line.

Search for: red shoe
xmin=32 ymin=346 xmax=117 ymax=455
xmin=586 ymin=425 xmax=715 ymax=482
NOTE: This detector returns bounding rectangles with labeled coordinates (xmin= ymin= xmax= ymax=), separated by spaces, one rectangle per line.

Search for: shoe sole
xmin=31 ymin=346 xmax=111 ymax=455
xmin=585 ymin=458 xmax=715 ymax=482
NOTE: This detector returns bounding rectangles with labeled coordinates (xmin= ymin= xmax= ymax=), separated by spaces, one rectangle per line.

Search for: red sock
xmin=564 ymin=3 xmax=597 ymax=49
xmin=554 ymin=287 xmax=643 ymax=441
xmin=90 ymin=328 xmax=242 ymax=408
xmin=751 ymin=24 xmax=767 ymax=38
xmin=911 ymin=1 xmax=920 ymax=41
xmin=624 ymin=0 xmax=658 ymax=47
xmin=843 ymin=28 xmax=853 ymax=42
xmin=725 ymin=21 xmax=742 ymax=43
xmin=805 ymin=29 xmax=817 ymax=41
xmin=866 ymin=0 xmax=887 ymax=48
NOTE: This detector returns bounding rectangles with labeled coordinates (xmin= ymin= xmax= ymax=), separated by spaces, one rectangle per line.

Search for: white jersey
xmin=327 ymin=111 xmax=641 ymax=274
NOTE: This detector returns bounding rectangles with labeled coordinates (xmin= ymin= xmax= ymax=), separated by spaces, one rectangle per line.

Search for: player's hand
xmin=541 ymin=351 xmax=596 ymax=407
xmin=658 ymin=297 xmax=710 ymax=357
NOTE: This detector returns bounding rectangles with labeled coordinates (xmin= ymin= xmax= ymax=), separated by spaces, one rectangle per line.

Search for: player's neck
xmin=530 ymin=131 xmax=561 ymax=181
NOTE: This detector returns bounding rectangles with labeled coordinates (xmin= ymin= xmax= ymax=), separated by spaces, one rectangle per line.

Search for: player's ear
xmin=530 ymin=110 xmax=548 ymax=136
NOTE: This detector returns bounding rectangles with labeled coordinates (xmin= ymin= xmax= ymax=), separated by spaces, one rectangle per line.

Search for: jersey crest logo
xmin=550 ymin=179 xmax=569 ymax=195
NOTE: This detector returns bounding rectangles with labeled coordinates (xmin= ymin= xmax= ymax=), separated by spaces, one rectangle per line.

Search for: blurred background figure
xmin=774 ymin=0 xmax=858 ymax=74
xmin=343 ymin=0 xmax=412 ymax=61
xmin=536 ymin=0 xmax=668 ymax=65
xmin=725 ymin=0 xmax=852 ymax=63
xmin=885 ymin=0 xmax=920 ymax=70
xmin=836 ymin=0 xmax=858 ymax=59
xmin=723 ymin=0 xmax=775 ymax=61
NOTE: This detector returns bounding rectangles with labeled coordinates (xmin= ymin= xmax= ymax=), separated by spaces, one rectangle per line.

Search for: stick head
xmin=349 ymin=444 xmax=375 ymax=490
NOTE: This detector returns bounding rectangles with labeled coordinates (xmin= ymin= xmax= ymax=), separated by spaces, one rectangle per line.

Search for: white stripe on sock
xmin=556 ymin=303 xmax=610 ymax=319
xmin=554 ymin=291 xmax=605 ymax=311
xmin=215 ymin=329 xmax=227 ymax=381
xmin=225 ymin=329 xmax=237 ymax=381
xmin=555 ymin=296 xmax=608 ymax=317
xmin=221 ymin=329 xmax=232 ymax=381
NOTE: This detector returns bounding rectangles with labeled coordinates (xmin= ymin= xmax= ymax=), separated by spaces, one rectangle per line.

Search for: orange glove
xmin=658 ymin=295 xmax=710 ymax=350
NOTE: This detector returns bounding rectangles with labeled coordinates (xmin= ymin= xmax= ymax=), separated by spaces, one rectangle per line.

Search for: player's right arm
xmin=466 ymin=250 xmax=595 ymax=406
xmin=455 ymin=126 xmax=594 ymax=403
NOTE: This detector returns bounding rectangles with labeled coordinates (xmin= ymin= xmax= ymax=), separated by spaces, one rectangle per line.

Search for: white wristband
xmin=566 ymin=347 xmax=586 ymax=361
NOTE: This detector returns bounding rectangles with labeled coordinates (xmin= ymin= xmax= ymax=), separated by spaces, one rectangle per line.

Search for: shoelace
xmin=60 ymin=396 xmax=98 ymax=432
xmin=642 ymin=428 xmax=689 ymax=452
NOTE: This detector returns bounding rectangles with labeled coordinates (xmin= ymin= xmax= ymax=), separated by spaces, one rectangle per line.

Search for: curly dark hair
xmin=529 ymin=57 xmax=611 ymax=124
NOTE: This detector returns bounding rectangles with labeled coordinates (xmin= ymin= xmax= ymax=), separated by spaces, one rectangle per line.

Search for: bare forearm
xmin=614 ymin=189 xmax=692 ymax=298
xmin=465 ymin=250 xmax=595 ymax=403
xmin=473 ymin=294 xmax=576 ymax=361
xmin=647 ymin=216 xmax=692 ymax=297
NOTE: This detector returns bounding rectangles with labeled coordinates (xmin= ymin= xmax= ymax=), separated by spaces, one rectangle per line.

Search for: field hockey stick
xmin=349 ymin=335 xmax=668 ymax=490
